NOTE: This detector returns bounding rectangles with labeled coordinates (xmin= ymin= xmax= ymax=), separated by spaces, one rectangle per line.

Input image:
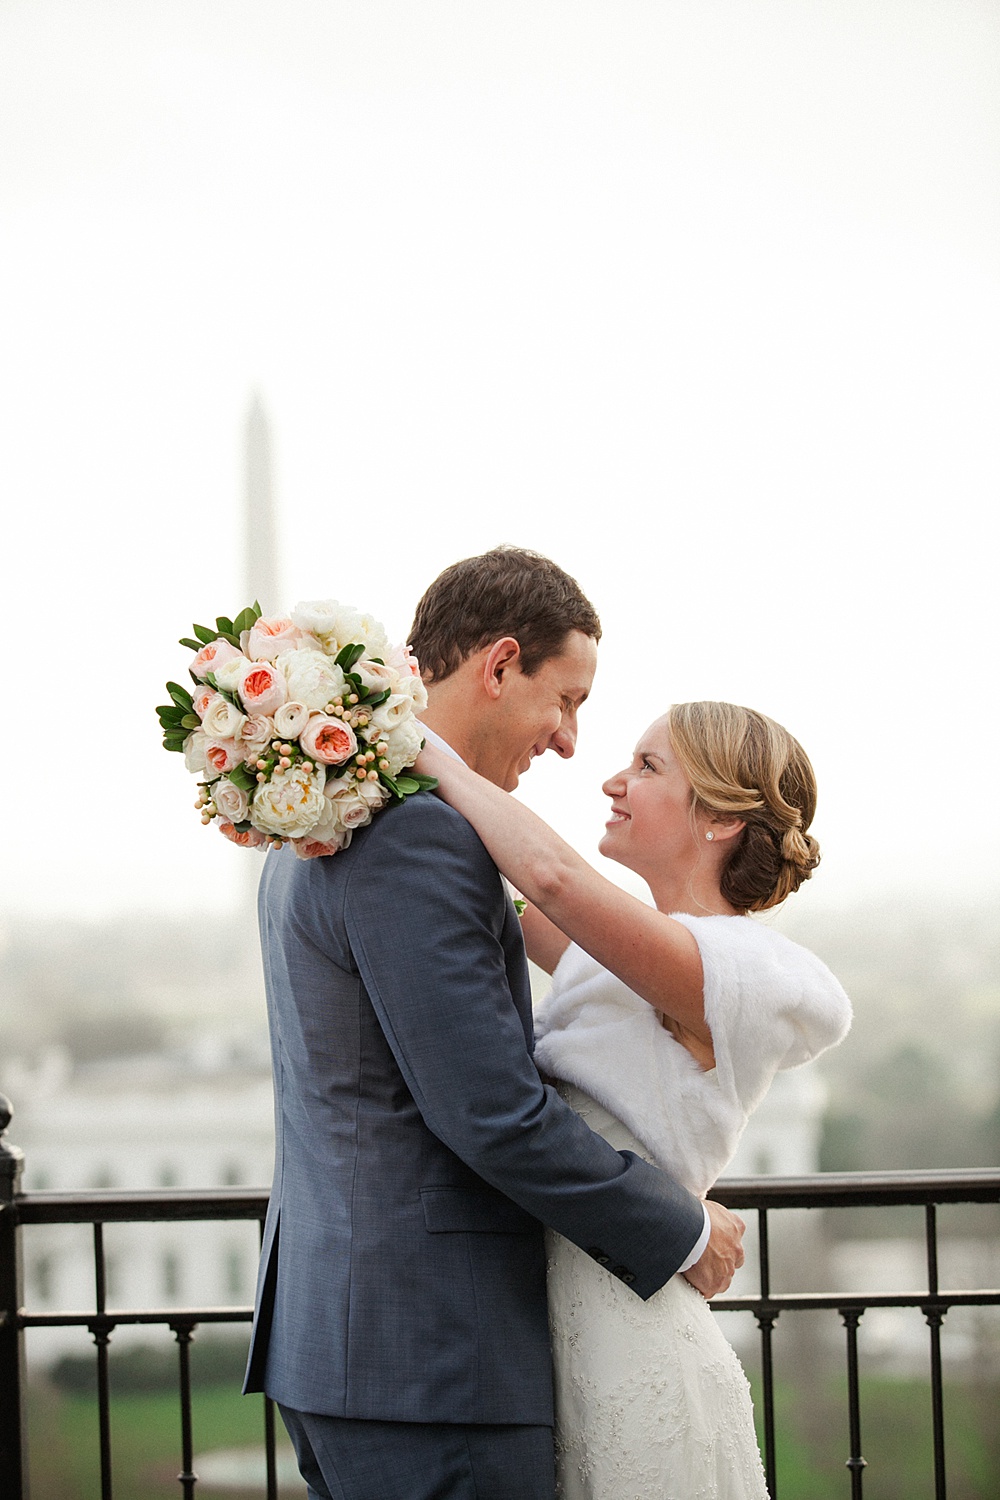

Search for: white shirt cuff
xmin=676 ymin=1203 xmax=712 ymax=1274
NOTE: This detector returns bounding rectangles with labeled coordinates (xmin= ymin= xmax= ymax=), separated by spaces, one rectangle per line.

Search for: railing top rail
xmin=709 ymin=1167 xmax=1000 ymax=1209
xmin=6 ymin=1169 xmax=999 ymax=1225
xmin=9 ymin=1186 xmax=269 ymax=1225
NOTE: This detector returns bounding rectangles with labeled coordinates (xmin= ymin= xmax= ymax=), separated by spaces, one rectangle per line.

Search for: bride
xmin=417 ymin=700 xmax=851 ymax=1500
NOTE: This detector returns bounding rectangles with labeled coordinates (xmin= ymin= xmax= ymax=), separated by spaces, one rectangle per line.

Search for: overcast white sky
xmin=1 ymin=0 xmax=997 ymax=922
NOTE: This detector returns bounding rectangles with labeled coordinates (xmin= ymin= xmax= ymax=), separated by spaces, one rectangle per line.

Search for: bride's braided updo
xmin=666 ymin=702 xmax=821 ymax=912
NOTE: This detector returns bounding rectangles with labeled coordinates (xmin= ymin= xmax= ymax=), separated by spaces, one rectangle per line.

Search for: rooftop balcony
xmin=2 ymin=1096 xmax=998 ymax=1499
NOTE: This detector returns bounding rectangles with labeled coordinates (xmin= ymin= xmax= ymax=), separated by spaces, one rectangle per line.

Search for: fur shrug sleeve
xmin=533 ymin=914 xmax=851 ymax=1195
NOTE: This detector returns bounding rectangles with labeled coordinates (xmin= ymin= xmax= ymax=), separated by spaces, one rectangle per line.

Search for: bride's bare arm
xmin=416 ymin=744 xmax=711 ymax=1048
xmin=519 ymin=904 xmax=571 ymax=975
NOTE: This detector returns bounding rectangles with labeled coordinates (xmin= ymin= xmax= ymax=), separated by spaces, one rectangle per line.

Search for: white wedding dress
xmin=533 ymin=914 xmax=852 ymax=1500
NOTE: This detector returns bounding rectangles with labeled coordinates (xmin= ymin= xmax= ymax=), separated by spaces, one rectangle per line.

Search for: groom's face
xmin=484 ymin=629 xmax=599 ymax=791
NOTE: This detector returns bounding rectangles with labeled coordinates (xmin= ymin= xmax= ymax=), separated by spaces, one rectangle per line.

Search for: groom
xmin=244 ymin=548 xmax=745 ymax=1500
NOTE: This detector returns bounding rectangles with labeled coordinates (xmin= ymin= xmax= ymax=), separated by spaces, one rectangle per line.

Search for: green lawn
xmin=25 ymin=1371 xmax=999 ymax=1499
xmin=28 ymin=1380 xmax=304 ymax=1499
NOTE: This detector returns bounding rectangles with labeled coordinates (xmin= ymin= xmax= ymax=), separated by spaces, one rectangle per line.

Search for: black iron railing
xmin=2 ymin=1091 xmax=998 ymax=1500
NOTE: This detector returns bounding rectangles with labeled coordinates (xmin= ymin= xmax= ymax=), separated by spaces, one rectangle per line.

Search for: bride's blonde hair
xmin=666 ymin=702 xmax=821 ymax=912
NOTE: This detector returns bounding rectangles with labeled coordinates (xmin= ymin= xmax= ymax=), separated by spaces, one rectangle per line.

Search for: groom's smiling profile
xmin=245 ymin=547 xmax=742 ymax=1500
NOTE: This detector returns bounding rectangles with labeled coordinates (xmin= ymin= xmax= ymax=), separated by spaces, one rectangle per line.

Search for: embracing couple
xmin=244 ymin=547 xmax=851 ymax=1500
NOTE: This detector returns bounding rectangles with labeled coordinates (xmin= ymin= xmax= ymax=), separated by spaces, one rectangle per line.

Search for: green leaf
xmin=335 ymin=641 xmax=365 ymax=671
xmin=180 ymin=713 xmax=201 ymax=730
xmin=361 ymin=688 xmax=389 ymax=709
xmin=228 ymin=762 xmax=256 ymax=792
xmin=215 ymin=616 xmax=234 ymax=636
xmin=233 ymin=819 xmax=254 ymax=833
xmin=215 ymin=632 xmax=241 ymax=649
xmin=233 ymin=607 xmax=255 ymax=636
xmin=167 ymin=681 xmax=194 ymax=710
xmin=163 ymin=739 xmax=187 ymax=754
xmin=163 ymin=732 xmax=188 ymax=751
xmin=379 ymin=772 xmax=402 ymax=798
xmin=193 ymin=623 xmax=217 ymax=645
xmin=394 ymin=777 xmax=420 ymax=795
xmin=404 ymin=774 xmax=439 ymax=793
xmin=178 ymin=637 xmax=203 ymax=652
xmin=156 ymin=703 xmax=183 ymax=720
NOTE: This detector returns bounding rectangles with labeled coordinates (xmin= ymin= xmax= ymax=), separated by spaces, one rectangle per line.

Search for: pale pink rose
xmin=273 ymin=701 xmax=311 ymax=740
xmin=213 ymin=778 xmax=250 ymax=824
xmin=240 ymin=714 xmax=275 ymax=760
xmin=238 ymin=660 xmax=287 ymax=717
xmin=243 ymin=616 xmax=306 ymax=662
xmin=291 ymin=829 xmax=352 ymax=859
xmin=300 ymin=714 xmax=358 ymax=766
xmin=353 ymin=659 xmax=402 ymax=696
xmin=192 ymin=686 xmax=218 ymax=719
xmin=217 ymin=820 xmax=267 ymax=849
xmin=205 ymin=738 xmax=242 ymax=776
xmin=386 ymin=641 xmax=423 ymax=678
xmin=190 ymin=638 xmax=243 ymax=681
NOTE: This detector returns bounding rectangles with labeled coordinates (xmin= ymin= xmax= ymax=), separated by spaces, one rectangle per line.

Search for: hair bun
xmin=781 ymin=825 xmax=820 ymax=874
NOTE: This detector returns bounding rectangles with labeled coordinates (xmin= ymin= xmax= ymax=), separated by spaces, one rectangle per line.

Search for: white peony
xmin=277 ymin=649 xmax=346 ymax=712
xmin=380 ymin=717 xmax=424 ymax=776
xmin=290 ymin=600 xmax=390 ymax=660
xmin=251 ymin=762 xmax=327 ymax=839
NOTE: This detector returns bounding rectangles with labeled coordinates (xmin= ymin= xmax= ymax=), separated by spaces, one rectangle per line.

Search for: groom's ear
xmin=481 ymin=637 xmax=522 ymax=699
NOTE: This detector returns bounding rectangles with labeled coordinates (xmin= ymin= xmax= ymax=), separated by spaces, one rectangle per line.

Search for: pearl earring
xmin=705 ymin=831 xmax=715 ymax=842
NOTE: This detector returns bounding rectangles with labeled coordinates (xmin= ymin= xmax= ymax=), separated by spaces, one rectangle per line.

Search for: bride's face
xmin=598 ymin=717 xmax=702 ymax=876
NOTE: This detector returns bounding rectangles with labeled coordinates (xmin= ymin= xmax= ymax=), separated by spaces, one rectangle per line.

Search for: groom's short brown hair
xmin=409 ymin=546 xmax=601 ymax=683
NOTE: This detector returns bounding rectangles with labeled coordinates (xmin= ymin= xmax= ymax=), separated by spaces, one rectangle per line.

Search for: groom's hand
xmin=682 ymin=1200 xmax=746 ymax=1299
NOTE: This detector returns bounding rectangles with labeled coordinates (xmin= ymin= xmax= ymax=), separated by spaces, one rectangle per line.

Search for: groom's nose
xmin=549 ymin=711 xmax=578 ymax=759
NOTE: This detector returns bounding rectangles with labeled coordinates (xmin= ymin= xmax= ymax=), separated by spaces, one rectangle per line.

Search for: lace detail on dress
xmin=548 ymin=1087 xmax=768 ymax=1500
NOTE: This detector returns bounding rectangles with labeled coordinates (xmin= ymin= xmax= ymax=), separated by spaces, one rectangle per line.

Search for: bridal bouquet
xmin=157 ymin=600 xmax=437 ymax=858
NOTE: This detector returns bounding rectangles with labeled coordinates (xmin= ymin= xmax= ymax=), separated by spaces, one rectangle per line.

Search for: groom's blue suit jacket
xmin=244 ymin=792 xmax=704 ymax=1425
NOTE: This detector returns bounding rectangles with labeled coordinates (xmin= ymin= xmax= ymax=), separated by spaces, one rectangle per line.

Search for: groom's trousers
xmin=278 ymin=1406 xmax=555 ymax=1500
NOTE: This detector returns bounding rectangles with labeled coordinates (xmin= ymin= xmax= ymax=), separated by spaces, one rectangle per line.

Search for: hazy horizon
xmin=2 ymin=1 xmax=997 ymax=919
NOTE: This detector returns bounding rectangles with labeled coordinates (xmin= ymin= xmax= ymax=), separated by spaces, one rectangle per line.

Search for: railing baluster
xmin=840 ymin=1307 xmax=866 ymax=1498
xmin=755 ymin=1207 xmax=780 ymax=1498
xmin=172 ymin=1320 xmax=198 ymax=1497
xmin=91 ymin=1223 xmax=114 ymax=1500
xmin=264 ymin=1395 xmax=278 ymax=1500
xmin=924 ymin=1203 xmax=948 ymax=1500
xmin=0 ymin=1095 xmax=28 ymax=1500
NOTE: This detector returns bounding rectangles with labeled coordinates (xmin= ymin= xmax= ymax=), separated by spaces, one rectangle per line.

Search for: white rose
xmin=212 ymin=655 xmax=245 ymax=694
xmin=184 ymin=729 xmax=208 ymax=774
xmin=368 ymin=694 xmax=414 ymax=736
xmin=202 ymin=696 xmax=246 ymax=742
xmin=212 ymin=778 xmax=249 ymax=824
xmin=381 ymin=717 xmax=424 ymax=775
xmin=277 ymin=649 xmax=346 ymax=712
xmin=251 ymin=762 xmax=328 ymax=839
xmin=273 ymin=700 xmax=311 ymax=740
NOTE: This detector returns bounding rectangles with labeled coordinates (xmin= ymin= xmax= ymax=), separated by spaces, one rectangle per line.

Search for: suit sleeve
xmin=343 ymin=796 xmax=705 ymax=1299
